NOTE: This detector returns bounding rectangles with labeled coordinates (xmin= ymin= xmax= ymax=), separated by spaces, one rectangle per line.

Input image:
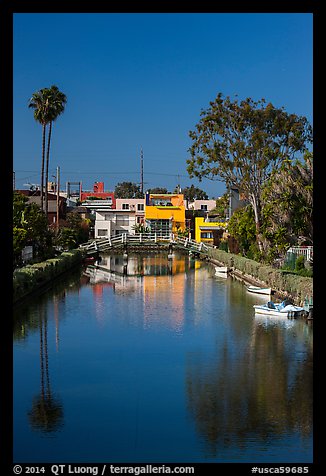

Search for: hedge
xmin=13 ymin=249 xmax=85 ymax=303
xmin=206 ymin=248 xmax=313 ymax=305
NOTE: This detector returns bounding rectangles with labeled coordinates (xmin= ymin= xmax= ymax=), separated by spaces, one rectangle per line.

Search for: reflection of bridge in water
xmin=84 ymin=252 xmax=203 ymax=286
xmin=80 ymin=233 xmax=210 ymax=257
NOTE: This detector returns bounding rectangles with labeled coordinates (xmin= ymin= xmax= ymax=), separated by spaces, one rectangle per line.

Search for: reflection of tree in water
xmin=28 ymin=306 xmax=63 ymax=433
xmin=186 ymin=324 xmax=312 ymax=457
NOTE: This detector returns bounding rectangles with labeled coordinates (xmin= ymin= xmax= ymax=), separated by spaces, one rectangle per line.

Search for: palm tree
xmin=28 ymin=89 xmax=50 ymax=212
xmin=29 ymin=86 xmax=67 ymax=216
xmin=44 ymin=86 xmax=67 ymax=216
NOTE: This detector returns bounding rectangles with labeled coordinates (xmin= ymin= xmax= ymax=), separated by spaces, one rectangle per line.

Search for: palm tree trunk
xmin=40 ymin=123 xmax=46 ymax=212
xmin=45 ymin=121 xmax=52 ymax=217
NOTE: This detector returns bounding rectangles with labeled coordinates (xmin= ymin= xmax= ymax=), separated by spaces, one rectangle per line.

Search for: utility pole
xmin=177 ymin=174 xmax=181 ymax=193
xmin=140 ymin=147 xmax=144 ymax=195
xmin=56 ymin=166 xmax=60 ymax=232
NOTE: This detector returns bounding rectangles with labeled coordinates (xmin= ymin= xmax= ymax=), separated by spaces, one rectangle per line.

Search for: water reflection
xmin=13 ymin=271 xmax=84 ymax=437
xmin=88 ymin=253 xmax=200 ymax=278
xmin=27 ymin=304 xmax=64 ymax=433
xmin=13 ymin=255 xmax=313 ymax=462
xmin=84 ymin=253 xmax=202 ymax=334
xmin=186 ymin=311 xmax=312 ymax=459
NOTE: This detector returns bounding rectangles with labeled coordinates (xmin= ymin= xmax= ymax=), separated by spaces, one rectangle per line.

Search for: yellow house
xmin=195 ymin=216 xmax=227 ymax=244
xmin=145 ymin=193 xmax=185 ymax=235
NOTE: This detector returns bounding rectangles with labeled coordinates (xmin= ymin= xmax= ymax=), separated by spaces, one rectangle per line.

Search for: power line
xmin=15 ymin=169 xmax=190 ymax=178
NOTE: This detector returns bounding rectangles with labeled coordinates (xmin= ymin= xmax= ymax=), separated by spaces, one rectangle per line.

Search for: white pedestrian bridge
xmin=79 ymin=232 xmax=209 ymax=256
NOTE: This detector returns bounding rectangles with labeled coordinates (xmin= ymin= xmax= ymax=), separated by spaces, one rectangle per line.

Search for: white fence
xmin=287 ymin=246 xmax=313 ymax=262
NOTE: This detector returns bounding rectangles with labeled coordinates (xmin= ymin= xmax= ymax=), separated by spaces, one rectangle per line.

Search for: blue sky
xmin=13 ymin=13 xmax=313 ymax=198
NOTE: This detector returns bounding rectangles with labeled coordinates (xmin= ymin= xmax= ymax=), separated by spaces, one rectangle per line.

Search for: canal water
xmin=13 ymin=253 xmax=313 ymax=463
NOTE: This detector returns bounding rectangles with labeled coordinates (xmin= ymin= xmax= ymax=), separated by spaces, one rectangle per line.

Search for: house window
xmin=201 ymin=232 xmax=213 ymax=239
xmin=116 ymin=215 xmax=129 ymax=225
xmin=104 ymin=214 xmax=112 ymax=220
xmin=137 ymin=203 xmax=144 ymax=211
xmin=200 ymin=204 xmax=208 ymax=211
xmin=98 ymin=229 xmax=108 ymax=236
xmin=148 ymin=219 xmax=170 ymax=236
xmin=122 ymin=203 xmax=129 ymax=210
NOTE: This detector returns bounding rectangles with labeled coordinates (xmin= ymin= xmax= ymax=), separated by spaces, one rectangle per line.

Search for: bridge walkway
xmin=79 ymin=233 xmax=210 ymax=256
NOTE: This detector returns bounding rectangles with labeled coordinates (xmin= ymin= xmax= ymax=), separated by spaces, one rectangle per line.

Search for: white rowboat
xmin=247 ymin=285 xmax=272 ymax=296
xmin=215 ymin=266 xmax=228 ymax=274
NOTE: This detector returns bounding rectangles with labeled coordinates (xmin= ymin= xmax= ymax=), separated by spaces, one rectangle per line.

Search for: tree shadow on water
xmin=28 ymin=307 xmax=64 ymax=433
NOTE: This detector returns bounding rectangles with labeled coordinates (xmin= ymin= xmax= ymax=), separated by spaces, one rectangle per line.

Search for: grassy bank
xmin=13 ymin=249 xmax=85 ymax=304
xmin=206 ymin=248 xmax=313 ymax=305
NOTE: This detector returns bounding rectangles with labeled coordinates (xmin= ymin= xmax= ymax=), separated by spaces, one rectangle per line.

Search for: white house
xmin=186 ymin=199 xmax=217 ymax=212
xmin=94 ymin=198 xmax=145 ymax=238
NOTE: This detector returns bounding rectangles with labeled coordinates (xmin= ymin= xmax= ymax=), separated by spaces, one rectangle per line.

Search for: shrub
xmin=295 ymin=255 xmax=305 ymax=272
xmin=206 ymin=247 xmax=312 ymax=305
xmin=13 ymin=249 xmax=84 ymax=303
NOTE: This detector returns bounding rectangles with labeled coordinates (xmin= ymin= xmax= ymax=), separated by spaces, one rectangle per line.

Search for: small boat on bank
xmin=254 ymin=300 xmax=305 ymax=318
xmin=247 ymin=285 xmax=272 ymax=296
xmin=215 ymin=266 xmax=228 ymax=274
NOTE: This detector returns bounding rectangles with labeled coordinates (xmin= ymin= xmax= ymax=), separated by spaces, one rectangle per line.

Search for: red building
xmin=80 ymin=182 xmax=116 ymax=207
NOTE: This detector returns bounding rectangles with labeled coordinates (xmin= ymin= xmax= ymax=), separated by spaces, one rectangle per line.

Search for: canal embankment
xmin=13 ymin=249 xmax=85 ymax=305
xmin=205 ymin=247 xmax=313 ymax=306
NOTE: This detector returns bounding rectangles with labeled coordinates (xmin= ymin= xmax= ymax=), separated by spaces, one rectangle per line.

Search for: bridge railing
xmin=79 ymin=233 xmax=173 ymax=251
xmin=171 ymin=235 xmax=210 ymax=253
xmin=80 ymin=232 xmax=211 ymax=254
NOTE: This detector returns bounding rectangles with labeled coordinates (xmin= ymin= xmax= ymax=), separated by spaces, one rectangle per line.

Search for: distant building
xmin=16 ymin=190 xmax=67 ymax=225
xmin=115 ymin=198 xmax=145 ymax=226
xmin=80 ymin=181 xmax=116 ymax=207
xmin=93 ymin=198 xmax=145 ymax=238
xmin=228 ymin=187 xmax=248 ymax=218
xmin=195 ymin=216 xmax=227 ymax=245
xmin=145 ymin=192 xmax=185 ymax=236
xmin=186 ymin=199 xmax=217 ymax=212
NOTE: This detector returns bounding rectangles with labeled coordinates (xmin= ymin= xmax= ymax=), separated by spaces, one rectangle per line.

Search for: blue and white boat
xmin=253 ymin=300 xmax=305 ymax=318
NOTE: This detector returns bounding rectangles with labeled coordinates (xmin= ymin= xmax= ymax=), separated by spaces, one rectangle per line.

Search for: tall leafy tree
xmin=13 ymin=192 xmax=53 ymax=266
xmin=227 ymin=205 xmax=257 ymax=258
xmin=181 ymin=184 xmax=208 ymax=201
xmin=114 ymin=181 xmax=143 ymax=198
xmin=209 ymin=192 xmax=229 ymax=219
xmin=261 ymin=151 xmax=313 ymax=249
xmin=187 ymin=93 xmax=312 ymax=254
xmin=147 ymin=187 xmax=169 ymax=194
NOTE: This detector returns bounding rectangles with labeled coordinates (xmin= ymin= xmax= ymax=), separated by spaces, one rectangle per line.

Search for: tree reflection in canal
xmin=27 ymin=304 xmax=64 ymax=433
xmin=14 ymin=272 xmax=83 ymax=434
xmin=186 ymin=309 xmax=312 ymax=458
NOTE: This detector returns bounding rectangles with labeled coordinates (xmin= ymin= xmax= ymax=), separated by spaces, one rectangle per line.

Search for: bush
xmin=205 ymin=247 xmax=312 ymax=305
xmin=295 ymin=255 xmax=305 ymax=272
xmin=13 ymin=249 xmax=84 ymax=303
xmin=219 ymin=240 xmax=228 ymax=252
